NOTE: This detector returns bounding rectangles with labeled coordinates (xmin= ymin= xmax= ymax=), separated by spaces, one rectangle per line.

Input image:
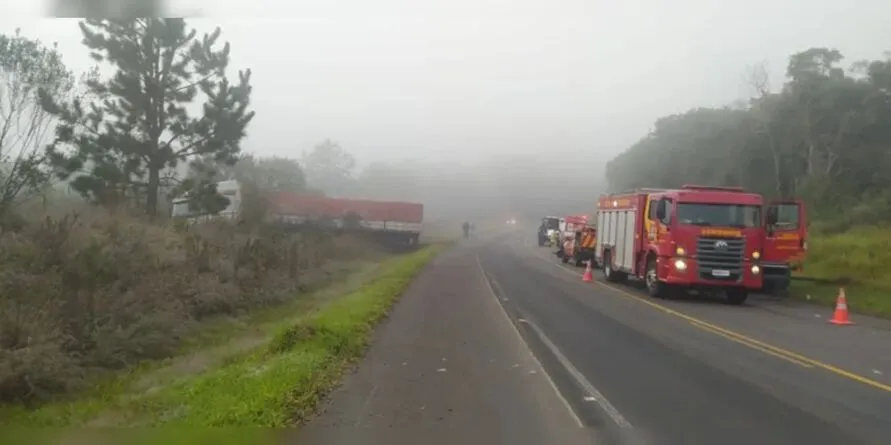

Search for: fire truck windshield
xmin=675 ymin=203 xmax=761 ymax=228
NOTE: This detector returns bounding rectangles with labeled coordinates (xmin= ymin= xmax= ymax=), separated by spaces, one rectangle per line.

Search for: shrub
xmin=0 ymin=210 xmax=347 ymax=404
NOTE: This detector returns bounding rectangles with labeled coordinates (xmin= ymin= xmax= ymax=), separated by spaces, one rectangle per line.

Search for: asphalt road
xmin=299 ymin=228 xmax=891 ymax=445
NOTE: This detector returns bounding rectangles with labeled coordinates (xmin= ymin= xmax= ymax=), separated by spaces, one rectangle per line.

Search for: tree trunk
xmin=146 ymin=165 xmax=160 ymax=218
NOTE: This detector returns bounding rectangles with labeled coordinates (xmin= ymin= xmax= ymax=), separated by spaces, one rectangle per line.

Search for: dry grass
xmin=0 ymin=207 xmax=382 ymax=405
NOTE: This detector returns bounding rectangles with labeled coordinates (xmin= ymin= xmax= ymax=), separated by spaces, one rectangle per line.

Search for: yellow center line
xmin=688 ymin=321 xmax=813 ymax=368
xmin=523 ymin=244 xmax=891 ymax=393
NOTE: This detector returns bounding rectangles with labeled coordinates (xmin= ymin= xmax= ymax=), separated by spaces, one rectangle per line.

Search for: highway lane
xmin=298 ymin=240 xmax=595 ymax=445
xmin=480 ymin=229 xmax=891 ymax=445
xmin=513 ymin=228 xmax=891 ymax=389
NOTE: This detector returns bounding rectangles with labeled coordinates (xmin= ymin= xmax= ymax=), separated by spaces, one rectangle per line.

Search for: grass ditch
xmin=790 ymin=226 xmax=891 ymax=318
xmin=2 ymin=243 xmax=443 ymax=431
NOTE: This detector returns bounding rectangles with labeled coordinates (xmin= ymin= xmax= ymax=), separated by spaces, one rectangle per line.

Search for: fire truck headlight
xmin=751 ymin=265 xmax=761 ymax=275
xmin=675 ymin=247 xmax=686 ymax=256
xmin=752 ymin=251 xmax=760 ymax=260
xmin=674 ymin=259 xmax=687 ymax=271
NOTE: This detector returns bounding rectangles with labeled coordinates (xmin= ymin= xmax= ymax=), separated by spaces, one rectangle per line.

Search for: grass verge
xmin=790 ymin=226 xmax=891 ymax=318
xmin=2 ymin=244 xmax=442 ymax=434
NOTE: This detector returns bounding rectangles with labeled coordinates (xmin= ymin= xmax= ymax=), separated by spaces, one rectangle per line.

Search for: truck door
xmin=764 ymin=199 xmax=807 ymax=270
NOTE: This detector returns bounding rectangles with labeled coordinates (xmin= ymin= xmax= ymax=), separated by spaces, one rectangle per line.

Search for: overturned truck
xmin=172 ymin=180 xmax=424 ymax=247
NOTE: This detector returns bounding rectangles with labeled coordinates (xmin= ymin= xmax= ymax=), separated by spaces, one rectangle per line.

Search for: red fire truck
xmin=762 ymin=199 xmax=808 ymax=292
xmin=557 ymin=215 xmax=593 ymax=266
xmin=595 ymin=185 xmax=768 ymax=305
xmin=556 ymin=214 xmax=588 ymax=260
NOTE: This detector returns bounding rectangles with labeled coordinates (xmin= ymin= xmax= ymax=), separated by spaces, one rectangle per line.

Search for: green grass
xmin=790 ymin=225 xmax=891 ymax=317
xmin=1 ymin=244 xmax=443 ymax=434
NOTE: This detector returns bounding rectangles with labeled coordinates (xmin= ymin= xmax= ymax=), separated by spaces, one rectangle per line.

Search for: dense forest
xmin=606 ymin=47 xmax=891 ymax=231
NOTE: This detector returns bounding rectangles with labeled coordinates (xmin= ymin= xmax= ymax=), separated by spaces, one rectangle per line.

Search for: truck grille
xmin=696 ymin=237 xmax=745 ymax=282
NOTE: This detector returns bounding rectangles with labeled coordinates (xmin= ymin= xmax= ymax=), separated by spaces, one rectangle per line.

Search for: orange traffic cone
xmin=582 ymin=260 xmax=594 ymax=282
xmin=829 ymin=288 xmax=854 ymax=325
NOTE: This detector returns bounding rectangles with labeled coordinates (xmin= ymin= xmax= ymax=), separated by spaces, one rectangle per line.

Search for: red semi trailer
xmin=172 ymin=180 xmax=424 ymax=246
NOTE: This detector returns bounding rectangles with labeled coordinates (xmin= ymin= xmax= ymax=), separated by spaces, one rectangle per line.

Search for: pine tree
xmin=40 ymin=19 xmax=254 ymax=217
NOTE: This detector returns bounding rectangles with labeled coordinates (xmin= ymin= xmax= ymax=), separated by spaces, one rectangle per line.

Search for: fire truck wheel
xmin=645 ymin=257 xmax=668 ymax=299
xmin=725 ymin=288 xmax=748 ymax=305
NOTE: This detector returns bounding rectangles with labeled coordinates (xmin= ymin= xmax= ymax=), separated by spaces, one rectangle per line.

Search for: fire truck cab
xmin=762 ymin=199 xmax=808 ymax=292
xmin=595 ymin=185 xmax=766 ymax=305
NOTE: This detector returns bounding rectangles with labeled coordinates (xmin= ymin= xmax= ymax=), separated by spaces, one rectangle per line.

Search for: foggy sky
xmin=2 ymin=0 xmax=891 ymax=167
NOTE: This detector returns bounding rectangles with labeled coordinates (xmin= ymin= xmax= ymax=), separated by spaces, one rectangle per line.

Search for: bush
xmin=795 ymin=225 xmax=891 ymax=316
xmin=0 ymin=210 xmax=364 ymax=404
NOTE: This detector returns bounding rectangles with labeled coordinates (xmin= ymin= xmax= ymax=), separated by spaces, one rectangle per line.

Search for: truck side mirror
xmin=655 ymin=200 xmax=666 ymax=221
xmin=766 ymin=207 xmax=778 ymax=225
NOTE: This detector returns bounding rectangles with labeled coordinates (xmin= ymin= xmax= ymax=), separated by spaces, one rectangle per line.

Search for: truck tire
xmin=725 ymin=288 xmax=748 ymax=305
xmin=762 ymin=277 xmax=790 ymax=295
xmin=645 ymin=257 xmax=670 ymax=299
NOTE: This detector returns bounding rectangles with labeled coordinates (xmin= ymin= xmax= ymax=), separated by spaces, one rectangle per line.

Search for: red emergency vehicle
xmin=558 ymin=215 xmax=591 ymax=265
xmin=762 ymin=199 xmax=808 ymax=292
xmin=595 ymin=185 xmax=766 ymax=305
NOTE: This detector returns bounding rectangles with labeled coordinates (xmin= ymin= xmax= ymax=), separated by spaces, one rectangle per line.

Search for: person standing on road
xmin=462 ymin=221 xmax=470 ymax=239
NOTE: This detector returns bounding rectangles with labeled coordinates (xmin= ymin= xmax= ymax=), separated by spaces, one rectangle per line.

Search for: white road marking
xmin=518 ymin=317 xmax=633 ymax=429
xmin=475 ymin=254 xmax=585 ymax=428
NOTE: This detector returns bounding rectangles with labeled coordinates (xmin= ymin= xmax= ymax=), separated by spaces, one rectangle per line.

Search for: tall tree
xmin=189 ymin=153 xmax=308 ymax=193
xmin=606 ymin=46 xmax=891 ymax=224
xmin=41 ymin=19 xmax=255 ymax=216
xmin=0 ymin=29 xmax=74 ymax=219
xmin=302 ymin=139 xmax=356 ymax=196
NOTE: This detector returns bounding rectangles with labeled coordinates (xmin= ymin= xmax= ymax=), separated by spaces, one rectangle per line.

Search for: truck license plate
xmin=711 ymin=269 xmax=730 ymax=277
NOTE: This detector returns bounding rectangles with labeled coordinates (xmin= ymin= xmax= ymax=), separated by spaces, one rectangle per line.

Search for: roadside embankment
xmin=1 ymin=243 xmax=443 ymax=431
xmin=791 ymin=226 xmax=891 ymax=317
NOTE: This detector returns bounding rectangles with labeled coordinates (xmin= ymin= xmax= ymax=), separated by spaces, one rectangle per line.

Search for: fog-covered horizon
xmin=3 ymin=1 xmax=891 ymax=220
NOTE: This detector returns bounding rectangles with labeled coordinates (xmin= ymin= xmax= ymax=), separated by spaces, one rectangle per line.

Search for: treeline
xmin=606 ymin=47 xmax=891 ymax=230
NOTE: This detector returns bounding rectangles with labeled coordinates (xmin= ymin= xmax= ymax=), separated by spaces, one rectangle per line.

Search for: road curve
xmin=299 ymin=228 xmax=891 ymax=445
